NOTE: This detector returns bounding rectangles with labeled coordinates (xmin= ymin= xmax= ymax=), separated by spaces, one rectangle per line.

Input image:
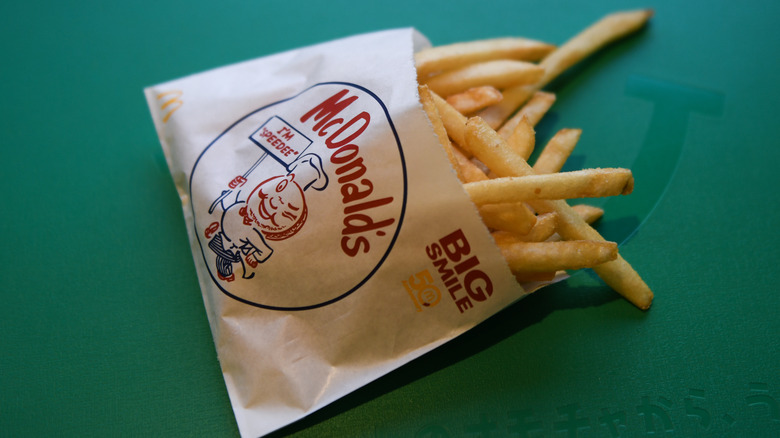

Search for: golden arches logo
xmin=157 ymin=90 xmax=183 ymax=123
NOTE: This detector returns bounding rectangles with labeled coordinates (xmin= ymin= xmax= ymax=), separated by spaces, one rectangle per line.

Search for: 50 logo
xmin=404 ymin=270 xmax=442 ymax=311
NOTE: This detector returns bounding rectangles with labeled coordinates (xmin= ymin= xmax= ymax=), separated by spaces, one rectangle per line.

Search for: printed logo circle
xmin=190 ymin=83 xmax=407 ymax=310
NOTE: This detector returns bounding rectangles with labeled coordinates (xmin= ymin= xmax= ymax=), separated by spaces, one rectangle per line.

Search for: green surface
xmin=2 ymin=1 xmax=779 ymax=437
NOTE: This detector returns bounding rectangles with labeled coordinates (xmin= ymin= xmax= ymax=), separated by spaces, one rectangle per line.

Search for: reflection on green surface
xmin=600 ymin=75 xmax=725 ymax=244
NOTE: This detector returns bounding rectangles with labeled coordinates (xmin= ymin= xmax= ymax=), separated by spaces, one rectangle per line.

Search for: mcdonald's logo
xmin=157 ymin=90 xmax=183 ymax=123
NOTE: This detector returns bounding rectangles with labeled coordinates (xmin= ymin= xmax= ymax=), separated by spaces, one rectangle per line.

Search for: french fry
xmin=464 ymin=168 xmax=634 ymax=205
xmin=547 ymin=205 xmax=605 ymax=242
xmin=424 ymin=60 xmax=544 ymax=97
xmin=478 ymin=202 xmax=537 ymax=235
xmin=452 ymin=145 xmax=489 ymax=183
xmin=532 ymin=128 xmax=582 ymax=174
xmin=506 ymin=117 xmax=535 ymax=160
xmin=499 ymin=240 xmax=618 ymax=272
xmin=498 ymin=91 xmax=556 ymax=138
xmin=571 ymin=204 xmax=604 ymax=224
xmin=415 ymin=37 xmax=555 ymax=78
xmin=432 ymin=91 xmax=468 ymax=149
xmin=419 ymin=85 xmax=464 ymax=182
xmin=478 ymin=9 xmax=653 ymax=128
xmin=470 ymin=157 xmax=493 ymax=177
xmin=492 ymin=212 xmax=558 ymax=243
xmin=462 ymin=116 xmax=653 ymax=309
xmin=446 ymin=86 xmax=503 ymax=114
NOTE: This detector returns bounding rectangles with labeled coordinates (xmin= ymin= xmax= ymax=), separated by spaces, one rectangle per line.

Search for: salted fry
xmin=498 ymin=91 xmax=556 ymax=138
xmin=423 ymin=60 xmax=544 ymax=97
xmin=533 ymin=128 xmax=582 ymax=174
xmin=446 ymin=86 xmax=503 ymax=114
xmin=462 ymin=116 xmax=653 ymax=309
xmin=527 ymin=212 xmax=559 ymax=241
xmin=478 ymin=202 xmax=536 ymax=235
xmin=464 ymin=168 xmax=634 ymax=205
xmin=492 ymin=212 xmax=558 ymax=243
xmin=479 ymin=9 xmax=653 ymax=128
xmin=462 ymin=116 xmax=539 ymax=176
xmin=419 ymin=85 xmax=464 ymax=182
xmin=452 ymin=145 xmax=489 ymax=182
xmin=415 ymin=37 xmax=555 ymax=78
xmin=471 ymin=157 xmax=493 ymax=176
xmin=499 ymin=240 xmax=618 ymax=272
xmin=547 ymin=205 xmax=603 ymax=242
xmin=534 ymin=10 xmax=653 ymax=89
xmin=506 ymin=117 xmax=535 ymax=160
xmin=432 ymin=91 xmax=468 ymax=149
xmin=571 ymin=204 xmax=604 ymax=224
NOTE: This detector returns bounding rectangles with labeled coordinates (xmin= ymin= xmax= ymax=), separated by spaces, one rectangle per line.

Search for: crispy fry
xmin=432 ymin=91 xmax=468 ymax=150
xmin=506 ymin=117 xmax=536 ymax=160
xmin=547 ymin=205 xmax=605 ymax=242
xmin=423 ymin=60 xmax=544 ymax=97
xmin=498 ymin=91 xmax=556 ymax=138
xmin=462 ymin=116 xmax=653 ymax=309
xmin=478 ymin=202 xmax=537 ymax=235
xmin=470 ymin=157 xmax=493 ymax=177
xmin=535 ymin=10 xmax=653 ymax=88
xmin=532 ymin=128 xmax=582 ymax=174
xmin=452 ymin=145 xmax=489 ymax=183
xmin=478 ymin=9 xmax=653 ymax=128
xmin=464 ymin=168 xmax=634 ymax=205
xmin=499 ymin=240 xmax=618 ymax=272
xmin=419 ymin=85 xmax=464 ymax=182
xmin=446 ymin=86 xmax=503 ymax=114
xmin=571 ymin=204 xmax=604 ymax=224
xmin=492 ymin=212 xmax=558 ymax=243
xmin=415 ymin=37 xmax=555 ymax=78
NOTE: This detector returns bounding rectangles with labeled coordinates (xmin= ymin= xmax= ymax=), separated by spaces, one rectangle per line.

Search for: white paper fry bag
xmin=145 ymin=28 xmax=537 ymax=437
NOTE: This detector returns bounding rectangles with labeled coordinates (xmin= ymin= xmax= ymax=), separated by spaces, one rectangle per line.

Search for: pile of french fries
xmin=416 ymin=9 xmax=654 ymax=309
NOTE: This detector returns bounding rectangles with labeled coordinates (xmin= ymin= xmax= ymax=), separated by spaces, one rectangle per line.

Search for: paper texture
xmin=145 ymin=28 xmax=533 ymax=437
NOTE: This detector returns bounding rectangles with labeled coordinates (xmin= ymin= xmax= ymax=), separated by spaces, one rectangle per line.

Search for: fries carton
xmin=145 ymin=29 xmax=550 ymax=437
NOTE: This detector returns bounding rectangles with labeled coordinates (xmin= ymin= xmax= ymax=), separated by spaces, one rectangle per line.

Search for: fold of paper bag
xmin=145 ymin=28 xmax=556 ymax=437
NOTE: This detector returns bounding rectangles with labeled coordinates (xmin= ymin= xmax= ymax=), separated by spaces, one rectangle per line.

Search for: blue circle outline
xmin=189 ymin=82 xmax=408 ymax=311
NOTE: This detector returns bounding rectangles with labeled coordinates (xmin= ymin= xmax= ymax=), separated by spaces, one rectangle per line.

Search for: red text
xmin=300 ymin=89 xmax=396 ymax=256
xmin=425 ymin=229 xmax=493 ymax=313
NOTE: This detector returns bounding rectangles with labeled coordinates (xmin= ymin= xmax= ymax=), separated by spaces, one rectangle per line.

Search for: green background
xmin=2 ymin=1 xmax=778 ymax=437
